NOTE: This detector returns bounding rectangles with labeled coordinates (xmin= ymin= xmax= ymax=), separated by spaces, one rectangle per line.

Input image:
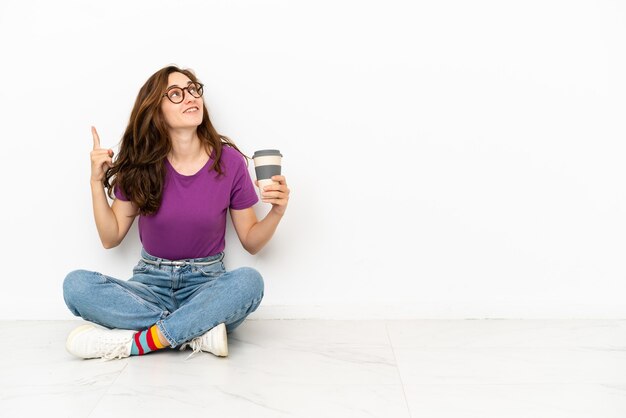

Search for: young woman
xmin=63 ymin=65 xmax=290 ymax=360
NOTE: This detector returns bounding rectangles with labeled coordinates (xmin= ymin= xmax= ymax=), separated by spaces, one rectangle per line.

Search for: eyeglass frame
xmin=162 ymin=82 xmax=204 ymax=104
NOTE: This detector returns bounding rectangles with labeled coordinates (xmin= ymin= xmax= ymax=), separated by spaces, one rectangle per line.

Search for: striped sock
xmin=130 ymin=325 xmax=166 ymax=356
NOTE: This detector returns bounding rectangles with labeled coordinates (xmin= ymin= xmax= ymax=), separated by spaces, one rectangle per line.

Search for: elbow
xmin=245 ymin=246 xmax=260 ymax=255
xmin=243 ymin=241 xmax=261 ymax=255
xmin=102 ymin=240 xmax=119 ymax=249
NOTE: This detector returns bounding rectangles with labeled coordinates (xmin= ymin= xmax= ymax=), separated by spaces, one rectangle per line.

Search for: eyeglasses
xmin=163 ymin=82 xmax=204 ymax=104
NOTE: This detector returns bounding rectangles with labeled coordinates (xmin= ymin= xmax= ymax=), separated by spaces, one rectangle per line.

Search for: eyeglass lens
xmin=166 ymin=83 xmax=203 ymax=103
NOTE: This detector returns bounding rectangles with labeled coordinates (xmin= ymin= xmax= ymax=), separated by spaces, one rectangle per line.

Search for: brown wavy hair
xmin=103 ymin=65 xmax=246 ymax=216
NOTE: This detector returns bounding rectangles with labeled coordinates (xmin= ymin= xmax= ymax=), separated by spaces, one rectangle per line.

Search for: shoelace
xmin=90 ymin=333 xmax=133 ymax=361
xmin=102 ymin=344 xmax=131 ymax=361
xmin=179 ymin=337 xmax=204 ymax=361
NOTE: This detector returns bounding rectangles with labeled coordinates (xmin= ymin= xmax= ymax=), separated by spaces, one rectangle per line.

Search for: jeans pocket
xmin=197 ymin=262 xmax=225 ymax=278
xmin=133 ymin=260 xmax=151 ymax=274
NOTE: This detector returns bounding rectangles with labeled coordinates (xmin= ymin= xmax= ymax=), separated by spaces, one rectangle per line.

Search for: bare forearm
xmin=90 ymin=180 xmax=119 ymax=248
xmin=244 ymin=208 xmax=284 ymax=254
xmin=231 ymin=175 xmax=290 ymax=255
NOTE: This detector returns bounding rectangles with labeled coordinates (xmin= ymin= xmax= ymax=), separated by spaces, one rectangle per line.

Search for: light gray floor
xmin=1 ymin=319 xmax=626 ymax=417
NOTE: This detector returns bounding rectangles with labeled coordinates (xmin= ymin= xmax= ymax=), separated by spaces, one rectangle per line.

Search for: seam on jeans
xmin=98 ymin=273 xmax=164 ymax=315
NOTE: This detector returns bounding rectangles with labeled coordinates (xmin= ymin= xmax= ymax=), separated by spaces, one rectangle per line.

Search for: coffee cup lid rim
xmin=253 ymin=149 xmax=282 ymax=158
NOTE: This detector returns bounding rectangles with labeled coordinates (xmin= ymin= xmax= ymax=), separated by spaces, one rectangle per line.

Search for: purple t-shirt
xmin=115 ymin=146 xmax=258 ymax=260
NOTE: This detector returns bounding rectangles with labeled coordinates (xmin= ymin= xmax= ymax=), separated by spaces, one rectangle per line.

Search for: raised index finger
xmin=91 ymin=126 xmax=101 ymax=150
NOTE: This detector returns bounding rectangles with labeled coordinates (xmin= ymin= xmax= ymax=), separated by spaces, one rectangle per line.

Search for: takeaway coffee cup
xmin=253 ymin=149 xmax=282 ymax=193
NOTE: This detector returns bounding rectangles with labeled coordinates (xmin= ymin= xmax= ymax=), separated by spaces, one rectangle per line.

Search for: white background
xmin=1 ymin=0 xmax=625 ymax=319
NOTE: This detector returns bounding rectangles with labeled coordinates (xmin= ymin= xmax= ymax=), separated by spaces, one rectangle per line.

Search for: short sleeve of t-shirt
xmin=114 ymin=184 xmax=128 ymax=201
xmin=229 ymin=150 xmax=259 ymax=210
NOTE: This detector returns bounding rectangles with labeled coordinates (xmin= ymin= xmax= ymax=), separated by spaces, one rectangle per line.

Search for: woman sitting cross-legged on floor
xmin=63 ymin=65 xmax=289 ymax=360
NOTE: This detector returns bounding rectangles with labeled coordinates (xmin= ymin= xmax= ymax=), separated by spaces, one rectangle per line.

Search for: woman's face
xmin=160 ymin=72 xmax=204 ymax=130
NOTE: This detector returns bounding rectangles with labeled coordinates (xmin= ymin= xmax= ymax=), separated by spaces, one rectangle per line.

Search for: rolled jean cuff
xmin=155 ymin=320 xmax=177 ymax=348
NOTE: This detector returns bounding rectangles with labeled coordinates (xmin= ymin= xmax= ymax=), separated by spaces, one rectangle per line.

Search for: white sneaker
xmin=180 ymin=323 xmax=228 ymax=359
xmin=66 ymin=323 xmax=135 ymax=360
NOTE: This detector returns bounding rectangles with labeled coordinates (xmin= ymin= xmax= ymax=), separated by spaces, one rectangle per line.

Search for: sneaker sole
xmin=65 ymin=324 xmax=95 ymax=358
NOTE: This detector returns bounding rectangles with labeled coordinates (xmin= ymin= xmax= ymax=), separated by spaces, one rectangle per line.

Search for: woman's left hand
xmin=259 ymin=175 xmax=290 ymax=215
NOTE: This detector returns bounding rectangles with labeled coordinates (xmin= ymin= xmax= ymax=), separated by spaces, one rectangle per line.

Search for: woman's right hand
xmin=90 ymin=126 xmax=114 ymax=183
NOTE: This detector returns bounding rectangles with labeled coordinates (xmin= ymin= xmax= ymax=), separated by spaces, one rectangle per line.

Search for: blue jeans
xmin=62 ymin=247 xmax=264 ymax=348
